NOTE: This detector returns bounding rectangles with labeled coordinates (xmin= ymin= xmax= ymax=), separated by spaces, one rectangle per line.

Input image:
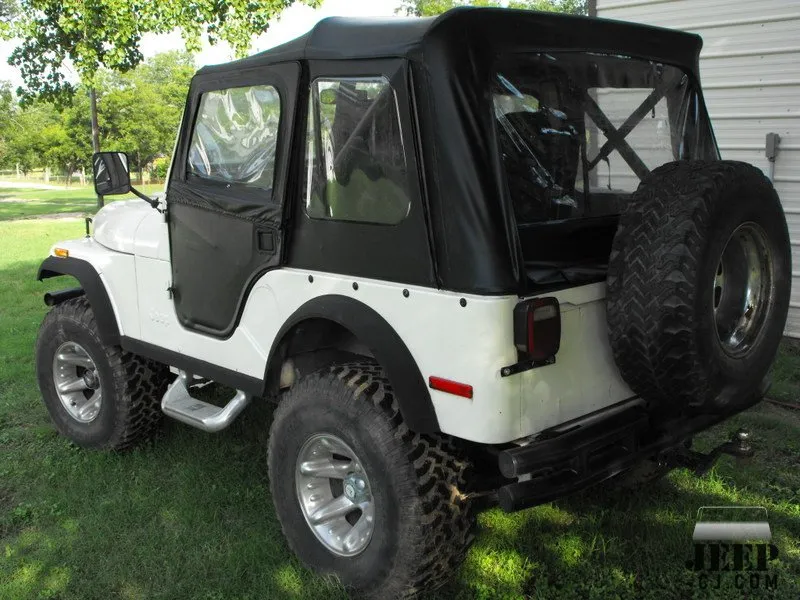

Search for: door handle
xmin=257 ymin=230 xmax=276 ymax=254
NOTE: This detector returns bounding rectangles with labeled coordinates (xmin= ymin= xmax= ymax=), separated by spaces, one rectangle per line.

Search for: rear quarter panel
xmin=519 ymin=284 xmax=635 ymax=437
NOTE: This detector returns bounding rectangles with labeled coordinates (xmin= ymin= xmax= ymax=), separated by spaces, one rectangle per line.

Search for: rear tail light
xmin=513 ymin=297 xmax=561 ymax=361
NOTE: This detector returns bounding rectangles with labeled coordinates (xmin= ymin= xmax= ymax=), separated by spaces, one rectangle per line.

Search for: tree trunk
xmin=89 ymin=87 xmax=103 ymax=208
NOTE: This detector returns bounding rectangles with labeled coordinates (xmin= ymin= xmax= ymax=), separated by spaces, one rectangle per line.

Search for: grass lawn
xmin=0 ymin=217 xmax=798 ymax=600
xmin=0 ymin=183 xmax=163 ymax=221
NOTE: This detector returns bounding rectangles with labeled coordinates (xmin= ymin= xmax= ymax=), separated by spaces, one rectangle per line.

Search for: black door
xmin=167 ymin=62 xmax=299 ymax=337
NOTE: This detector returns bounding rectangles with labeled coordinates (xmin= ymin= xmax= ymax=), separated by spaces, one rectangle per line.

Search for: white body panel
xmin=596 ymin=0 xmax=800 ymax=337
xmin=50 ymin=201 xmax=633 ymax=444
xmin=93 ymin=200 xmax=152 ymax=254
xmin=50 ymin=236 xmax=141 ymax=339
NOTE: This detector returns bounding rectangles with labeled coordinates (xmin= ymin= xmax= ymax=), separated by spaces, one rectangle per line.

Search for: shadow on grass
xmin=8 ymin=404 xmax=797 ymax=600
xmin=0 ymin=255 xmax=342 ymax=599
xmin=1 ymin=400 xmax=350 ymax=600
xmin=771 ymin=340 xmax=800 ymax=404
xmin=430 ymin=403 xmax=800 ymax=600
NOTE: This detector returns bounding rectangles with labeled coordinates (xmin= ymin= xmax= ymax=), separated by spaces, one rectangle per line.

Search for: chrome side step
xmin=161 ymin=371 xmax=251 ymax=433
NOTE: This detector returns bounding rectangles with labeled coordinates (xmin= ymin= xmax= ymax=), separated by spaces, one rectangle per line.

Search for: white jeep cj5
xmin=34 ymin=8 xmax=791 ymax=598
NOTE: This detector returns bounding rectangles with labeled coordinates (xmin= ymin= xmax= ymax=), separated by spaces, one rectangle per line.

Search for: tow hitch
xmin=670 ymin=429 xmax=754 ymax=477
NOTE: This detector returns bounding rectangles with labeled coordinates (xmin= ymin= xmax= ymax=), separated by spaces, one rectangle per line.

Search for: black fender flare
xmin=38 ymin=256 xmax=121 ymax=346
xmin=266 ymin=294 xmax=439 ymax=434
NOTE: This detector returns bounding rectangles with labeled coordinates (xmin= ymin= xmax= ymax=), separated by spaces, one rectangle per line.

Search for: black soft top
xmin=199 ymin=8 xmax=702 ymax=76
xmin=193 ymin=8 xmax=708 ymax=294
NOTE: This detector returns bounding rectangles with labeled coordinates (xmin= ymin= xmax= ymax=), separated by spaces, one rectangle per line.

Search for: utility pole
xmin=89 ymin=87 xmax=103 ymax=208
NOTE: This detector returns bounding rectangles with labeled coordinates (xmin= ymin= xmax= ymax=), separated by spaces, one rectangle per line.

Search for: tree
xmin=100 ymin=51 xmax=194 ymax=182
xmin=0 ymin=51 xmax=190 ymax=180
xmin=3 ymin=102 xmax=59 ymax=174
xmin=0 ymin=0 xmax=15 ymax=25
xmin=0 ymin=1 xmax=13 ymax=40
xmin=4 ymin=0 xmax=322 ymax=103
xmin=399 ymin=0 xmax=587 ymax=16
xmin=3 ymin=0 xmax=321 ymax=204
xmin=40 ymin=118 xmax=89 ymax=184
xmin=0 ymin=80 xmax=14 ymax=167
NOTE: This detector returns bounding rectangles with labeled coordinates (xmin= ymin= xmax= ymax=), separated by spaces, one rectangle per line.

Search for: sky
xmin=0 ymin=0 xmax=403 ymax=89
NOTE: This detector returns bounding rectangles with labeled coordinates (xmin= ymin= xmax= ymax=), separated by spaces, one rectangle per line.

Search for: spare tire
xmin=607 ymin=160 xmax=791 ymax=413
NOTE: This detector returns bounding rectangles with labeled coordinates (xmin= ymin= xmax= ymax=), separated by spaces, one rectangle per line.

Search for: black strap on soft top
xmin=584 ymin=70 xmax=686 ymax=181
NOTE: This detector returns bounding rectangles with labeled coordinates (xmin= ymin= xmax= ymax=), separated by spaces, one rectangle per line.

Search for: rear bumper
xmin=496 ymin=396 xmax=761 ymax=512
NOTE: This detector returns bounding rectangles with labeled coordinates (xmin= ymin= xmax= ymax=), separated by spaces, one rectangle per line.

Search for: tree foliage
xmin=99 ymin=51 xmax=194 ymax=176
xmin=0 ymin=0 xmax=14 ymax=20
xmin=0 ymin=51 xmax=194 ymax=180
xmin=1 ymin=100 xmax=59 ymax=174
xmin=398 ymin=0 xmax=587 ymax=16
xmin=0 ymin=80 xmax=15 ymax=165
xmin=3 ymin=0 xmax=321 ymax=103
xmin=0 ymin=0 xmax=15 ymax=37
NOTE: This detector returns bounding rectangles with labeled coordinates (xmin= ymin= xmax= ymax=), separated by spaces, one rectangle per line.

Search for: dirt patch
xmin=11 ymin=212 xmax=87 ymax=221
xmin=0 ymin=181 xmax=63 ymax=190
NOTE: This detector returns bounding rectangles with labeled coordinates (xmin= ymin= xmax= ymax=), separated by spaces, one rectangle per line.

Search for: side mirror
xmin=93 ymin=152 xmax=131 ymax=196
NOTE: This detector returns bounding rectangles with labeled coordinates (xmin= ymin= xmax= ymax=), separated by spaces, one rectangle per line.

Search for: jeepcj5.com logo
xmin=686 ymin=506 xmax=780 ymax=592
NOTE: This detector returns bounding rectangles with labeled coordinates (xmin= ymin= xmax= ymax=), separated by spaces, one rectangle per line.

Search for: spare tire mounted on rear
xmin=607 ymin=160 xmax=791 ymax=413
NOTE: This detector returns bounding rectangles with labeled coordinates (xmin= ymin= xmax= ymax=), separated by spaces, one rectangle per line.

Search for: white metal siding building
xmin=596 ymin=0 xmax=800 ymax=338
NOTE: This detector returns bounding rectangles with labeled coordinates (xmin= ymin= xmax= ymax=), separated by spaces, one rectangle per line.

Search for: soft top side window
xmin=303 ymin=77 xmax=411 ymax=225
xmin=187 ymin=85 xmax=281 ymax=191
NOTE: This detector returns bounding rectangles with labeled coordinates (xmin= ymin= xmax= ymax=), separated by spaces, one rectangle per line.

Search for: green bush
xmin=150 ymin=156 xmax=171 ymax=179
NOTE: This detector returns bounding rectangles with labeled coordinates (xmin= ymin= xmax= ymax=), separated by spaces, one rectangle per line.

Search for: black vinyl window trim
xmin=183 ymin=84 xmax=283 ymax=201
xmin=170 ymin=63 xmax=299 ymax=209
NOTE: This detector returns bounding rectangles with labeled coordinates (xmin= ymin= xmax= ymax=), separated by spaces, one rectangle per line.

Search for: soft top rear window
xmin=493 ymin=52 xmax=717 ymax=226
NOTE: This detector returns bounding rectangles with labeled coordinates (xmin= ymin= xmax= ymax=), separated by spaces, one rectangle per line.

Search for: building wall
xmin=597 ymin=0 xmax=800 ymax=338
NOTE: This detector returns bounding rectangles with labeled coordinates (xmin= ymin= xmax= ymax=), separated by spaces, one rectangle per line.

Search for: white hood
xmin=92 ymin=200 xmax=153 ymax=254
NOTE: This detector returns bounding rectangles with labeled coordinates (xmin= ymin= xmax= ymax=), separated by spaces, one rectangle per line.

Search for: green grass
xmin=0 ymin=184 xmax=163 ymax=220
xmin=0 ymin=218 xmax=798 ymax=600
xmin=772 ymin=340 xmax=800 ymax=404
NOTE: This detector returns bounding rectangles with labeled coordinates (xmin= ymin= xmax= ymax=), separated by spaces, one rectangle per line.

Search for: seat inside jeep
xmin=305 ymin=80 xmax=410 ymax=225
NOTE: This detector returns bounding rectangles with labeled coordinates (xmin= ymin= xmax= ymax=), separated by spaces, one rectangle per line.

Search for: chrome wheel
xmin=713 ymin=223 xmax=774 ymax=357
xmin=52 ymin=341 xmax=102 ymax=423
xmin=295 ymin=433 xmax=375 ymax=557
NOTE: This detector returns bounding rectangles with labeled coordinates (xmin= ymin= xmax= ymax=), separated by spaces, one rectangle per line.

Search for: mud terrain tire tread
xmin=36 ymin=296 xmax=169 ymax=450
xmin=607 ymin=160 xmax=791 ymax=413
xmin=268 ymin=361 xmax=475 ymax=599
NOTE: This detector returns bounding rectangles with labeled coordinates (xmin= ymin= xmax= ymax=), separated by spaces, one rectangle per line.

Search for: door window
xmin=187 ymin=85 xmax=281 ymax=191
xmin=304 ymin=77 xmax=411 ymax=225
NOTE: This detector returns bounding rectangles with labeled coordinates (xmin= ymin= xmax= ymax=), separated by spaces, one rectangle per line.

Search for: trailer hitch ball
xmin=674 ymin=428 xmax=755 ymax=477
xmin=728 ymin=428 xmax=754 ymax=458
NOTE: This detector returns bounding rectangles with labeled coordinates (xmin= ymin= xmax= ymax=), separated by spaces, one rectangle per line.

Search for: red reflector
xmin=428 ymin=376 xmax=473 ymax=399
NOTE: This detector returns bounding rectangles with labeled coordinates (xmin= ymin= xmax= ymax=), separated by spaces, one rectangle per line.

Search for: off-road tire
xmin=36 ymin=296 xmax=169 ymax=450
xmin=607 ymin=160 xmax=791 ymax=414
xmin=268 ymin=361 xmax=475 ymax=599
